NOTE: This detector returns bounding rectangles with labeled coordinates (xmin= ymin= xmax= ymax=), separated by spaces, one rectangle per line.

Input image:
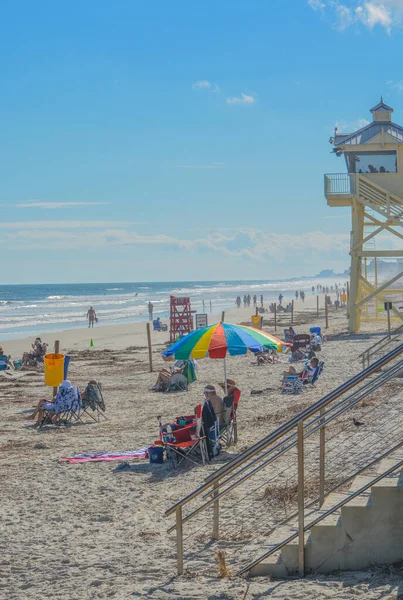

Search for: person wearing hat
xmin=26 ymin=380 xmax=81 ymax=426
xmin=204 ymin=385 xmax=224 ymax=427
xmin=218 ymin=379 xmax=238 ymax=426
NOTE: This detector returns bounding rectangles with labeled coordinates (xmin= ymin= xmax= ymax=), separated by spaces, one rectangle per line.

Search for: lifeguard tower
xmin=325 ymin=99 xmax=403 ymax=332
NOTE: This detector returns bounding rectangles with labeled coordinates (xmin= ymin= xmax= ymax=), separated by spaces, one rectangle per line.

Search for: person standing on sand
xmin=253 ymin=295 xmax=257 ymax=306
xmin=87 ymin=306 xmax=97 ymax=328
xmin=278 ymin=293 xmax=283 ymax=305
xmin=148 ymin=302 xmax=154 ymax=321
xmin=260 ymin=294 xmax=264 ymax=308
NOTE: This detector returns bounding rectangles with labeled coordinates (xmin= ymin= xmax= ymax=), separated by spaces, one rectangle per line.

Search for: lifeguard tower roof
xmin=334 ymin=99 xmax=403 ymax=147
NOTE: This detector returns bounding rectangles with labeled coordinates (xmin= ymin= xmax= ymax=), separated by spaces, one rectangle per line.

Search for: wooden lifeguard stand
xmin=325 ymin=99 xmax=403 ymax=333
xmin=169 ymin=296 xmax=194 ymax=342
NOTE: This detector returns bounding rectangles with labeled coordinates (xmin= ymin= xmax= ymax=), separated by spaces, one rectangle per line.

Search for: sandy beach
xmin=2 ymin=293 xmax=403 ymax=600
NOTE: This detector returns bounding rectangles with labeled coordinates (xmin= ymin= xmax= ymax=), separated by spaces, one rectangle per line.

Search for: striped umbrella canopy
xmin=162 ymin=323 xmax=285 ymax=361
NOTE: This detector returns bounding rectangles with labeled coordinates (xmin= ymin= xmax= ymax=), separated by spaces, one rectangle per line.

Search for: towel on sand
xmin=59 ymin=448 xmax=149 ymax=464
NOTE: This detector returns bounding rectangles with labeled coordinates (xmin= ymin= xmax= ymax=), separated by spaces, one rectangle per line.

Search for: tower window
xmin=345 ymin=151 xmax=397 ymax=174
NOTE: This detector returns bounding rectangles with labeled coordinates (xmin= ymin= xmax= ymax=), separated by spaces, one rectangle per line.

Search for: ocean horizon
xmin=0 ymin=277 xmax=348 ymax=341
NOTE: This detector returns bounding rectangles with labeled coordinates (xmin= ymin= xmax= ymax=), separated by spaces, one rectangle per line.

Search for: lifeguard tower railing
xmin=324 ymin=173 xmax=356 ymax=196
xmin=165 ymin=343 xmax=403 ymax=576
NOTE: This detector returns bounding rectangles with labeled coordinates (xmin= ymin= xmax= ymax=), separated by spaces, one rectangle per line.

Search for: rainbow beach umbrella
xmin=162 ymin=323 xmax=285 ymax=393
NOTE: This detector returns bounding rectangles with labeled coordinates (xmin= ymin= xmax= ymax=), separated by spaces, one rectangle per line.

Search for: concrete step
xmin=377 ymin=458 xmax=403 ymax=478
xmin=250 ymin=469 xmax=403 ymax=577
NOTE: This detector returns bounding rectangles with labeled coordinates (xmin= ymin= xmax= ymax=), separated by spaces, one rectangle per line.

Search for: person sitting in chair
xmin=26 ymin=380 xmax=81 ymax=426
xmin=218 ymin=379 xmax=239 ymax=427
xmin=152 ymin=360 xmax=186 ymax=391
xmin=0 ymin=347 xmax=14 ymax=370
xmin=283 ymin=365 xmax=297 ymax=378
xmin=22 ymin=338 xmax=47 ymax=367
xmin=299 ymin=358 xmax=319 ymax=384
xmin=203 ymin=385 xmax=224 ymax=427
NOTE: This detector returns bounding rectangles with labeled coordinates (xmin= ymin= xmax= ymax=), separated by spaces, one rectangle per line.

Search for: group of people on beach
xmin=0 ymin=338 xmax=49 ymax=372
xmin=236 ymin=295 xmax=264 ymax=309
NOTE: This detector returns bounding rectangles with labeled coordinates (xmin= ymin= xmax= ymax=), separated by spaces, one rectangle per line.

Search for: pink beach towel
xmin=59 ymin=448 xmax=149 ymax=464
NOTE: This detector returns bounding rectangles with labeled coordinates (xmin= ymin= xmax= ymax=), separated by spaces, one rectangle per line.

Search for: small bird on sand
xmin=353 ymin=418 xmax=365 ymax=427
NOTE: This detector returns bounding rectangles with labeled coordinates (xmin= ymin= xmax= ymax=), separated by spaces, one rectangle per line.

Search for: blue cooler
xmin=148 ymin=446 xmax=164 ymax=464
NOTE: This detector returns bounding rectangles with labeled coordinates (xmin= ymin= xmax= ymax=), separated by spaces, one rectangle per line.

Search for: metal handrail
xmin=205 ymin=358 xmax=403 ymax=496
xmin=167 ymin=358 xmax=403 ymax=533
xmin=237 ymin=453 xmax=403 ymax=576
xmin=166 ymin=343 xmax=403 ymax=575
xmin=359 ymin=323 xmax=403 ymax=368
xmin=166 ymin=344 xmax=403 ymax=517
xmin=262 ymin=437 xmax=403 ymax=538
xmin=202 ymin=345 xmax=402 ymax=486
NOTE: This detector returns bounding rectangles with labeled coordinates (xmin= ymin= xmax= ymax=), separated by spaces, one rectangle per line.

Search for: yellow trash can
xmin=251 ymin=315 xmax=261 ymax=328
xmin=44 ymin=353 xmax=65 ymax=387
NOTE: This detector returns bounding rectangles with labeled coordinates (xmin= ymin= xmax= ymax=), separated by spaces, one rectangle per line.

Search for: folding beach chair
xmin=219 ymin=389 xmax=241 ymax=447
xmin=166 ymin=373 xmax=188 ymax=392
xmin=163 ymin=404 xmax=208 ymax=468
xmin=0 ymin=354 xmax=11 ymax=371
xmin=153 ymin=319 xmax=168 ymax=332
xmin=283 ymin=329 xmax=295 ymax=344
xmin=310 ymin=326 xmax=327 ymax=343
xmin=80 ymin=381 xmax=107 ymax=422
xmin=292 ymin=334 xmax=311 ymax=351
xmin=39 ymin=386 xmax=83 ymax=428
xmin=300 ymin=361 xmax=324 ymax=386
xmin=281 ymin=375 xmax=303 ymax=394
xmin=311 ymin=361 xmax=324 ymax=385
xmin=256 ymin=350 xmax=278 ymax=365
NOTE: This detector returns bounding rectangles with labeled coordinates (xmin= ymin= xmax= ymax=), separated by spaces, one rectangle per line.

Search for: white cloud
xmin=0 ymin=223 xmax=349 ymax=259
xmin=0 ymin=221 xmax=131 ymax=230
xmin=308 ymin=0 xmax=402 ymax=32
xmin=14 ymin=201 xmax=109 ymax=209
xmin=387 ymin=79 xmax=403 ymax=91
xmin=226 ymin=93 xmax=256 ymax=105
xmin=334 ymin=117 xmax=370 ymax=132
xmin=192 ymin=80 xmax=220 ymax=92
xmin=334 ymin=3 xmax=354 ymax=29
xmin=356 ymin=2 xmax=393 ymax=30
xmin=308 ymin=0 xmax=326 ymax=10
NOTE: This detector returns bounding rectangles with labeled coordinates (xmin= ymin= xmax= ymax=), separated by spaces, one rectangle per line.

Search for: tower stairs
xmin=357 ymin=175 xmax=403 ymax=221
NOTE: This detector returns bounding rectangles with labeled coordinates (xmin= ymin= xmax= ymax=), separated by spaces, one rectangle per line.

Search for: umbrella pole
xmin=223 ymin=358 xmax=228 ymax=396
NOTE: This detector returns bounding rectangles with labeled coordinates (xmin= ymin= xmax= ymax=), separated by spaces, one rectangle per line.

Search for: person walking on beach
xmin=236 ymin=296 xmax=241 ymax=308
xmin=278 ymin=293 xmax=283 ymax=305
xmin=87 ymin=306 xmax=97 ymax=328
xmin=253 ymin=294 xmax=257 ymax=306
xmin=148 ymin=301 xmax=154 ymax=321
xmin=295 ymin=290 xmax=299 ymax=301
xmin=260 ymin=294 xmax=264 ymax=308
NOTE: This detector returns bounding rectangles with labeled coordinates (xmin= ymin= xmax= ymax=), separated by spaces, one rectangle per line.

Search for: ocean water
xmin=0 ymin=278 xmax=347 ymax=340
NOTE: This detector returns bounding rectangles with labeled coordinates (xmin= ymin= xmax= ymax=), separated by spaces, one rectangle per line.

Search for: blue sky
xmin=1 ymin=0 xmax=403 ymax=284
